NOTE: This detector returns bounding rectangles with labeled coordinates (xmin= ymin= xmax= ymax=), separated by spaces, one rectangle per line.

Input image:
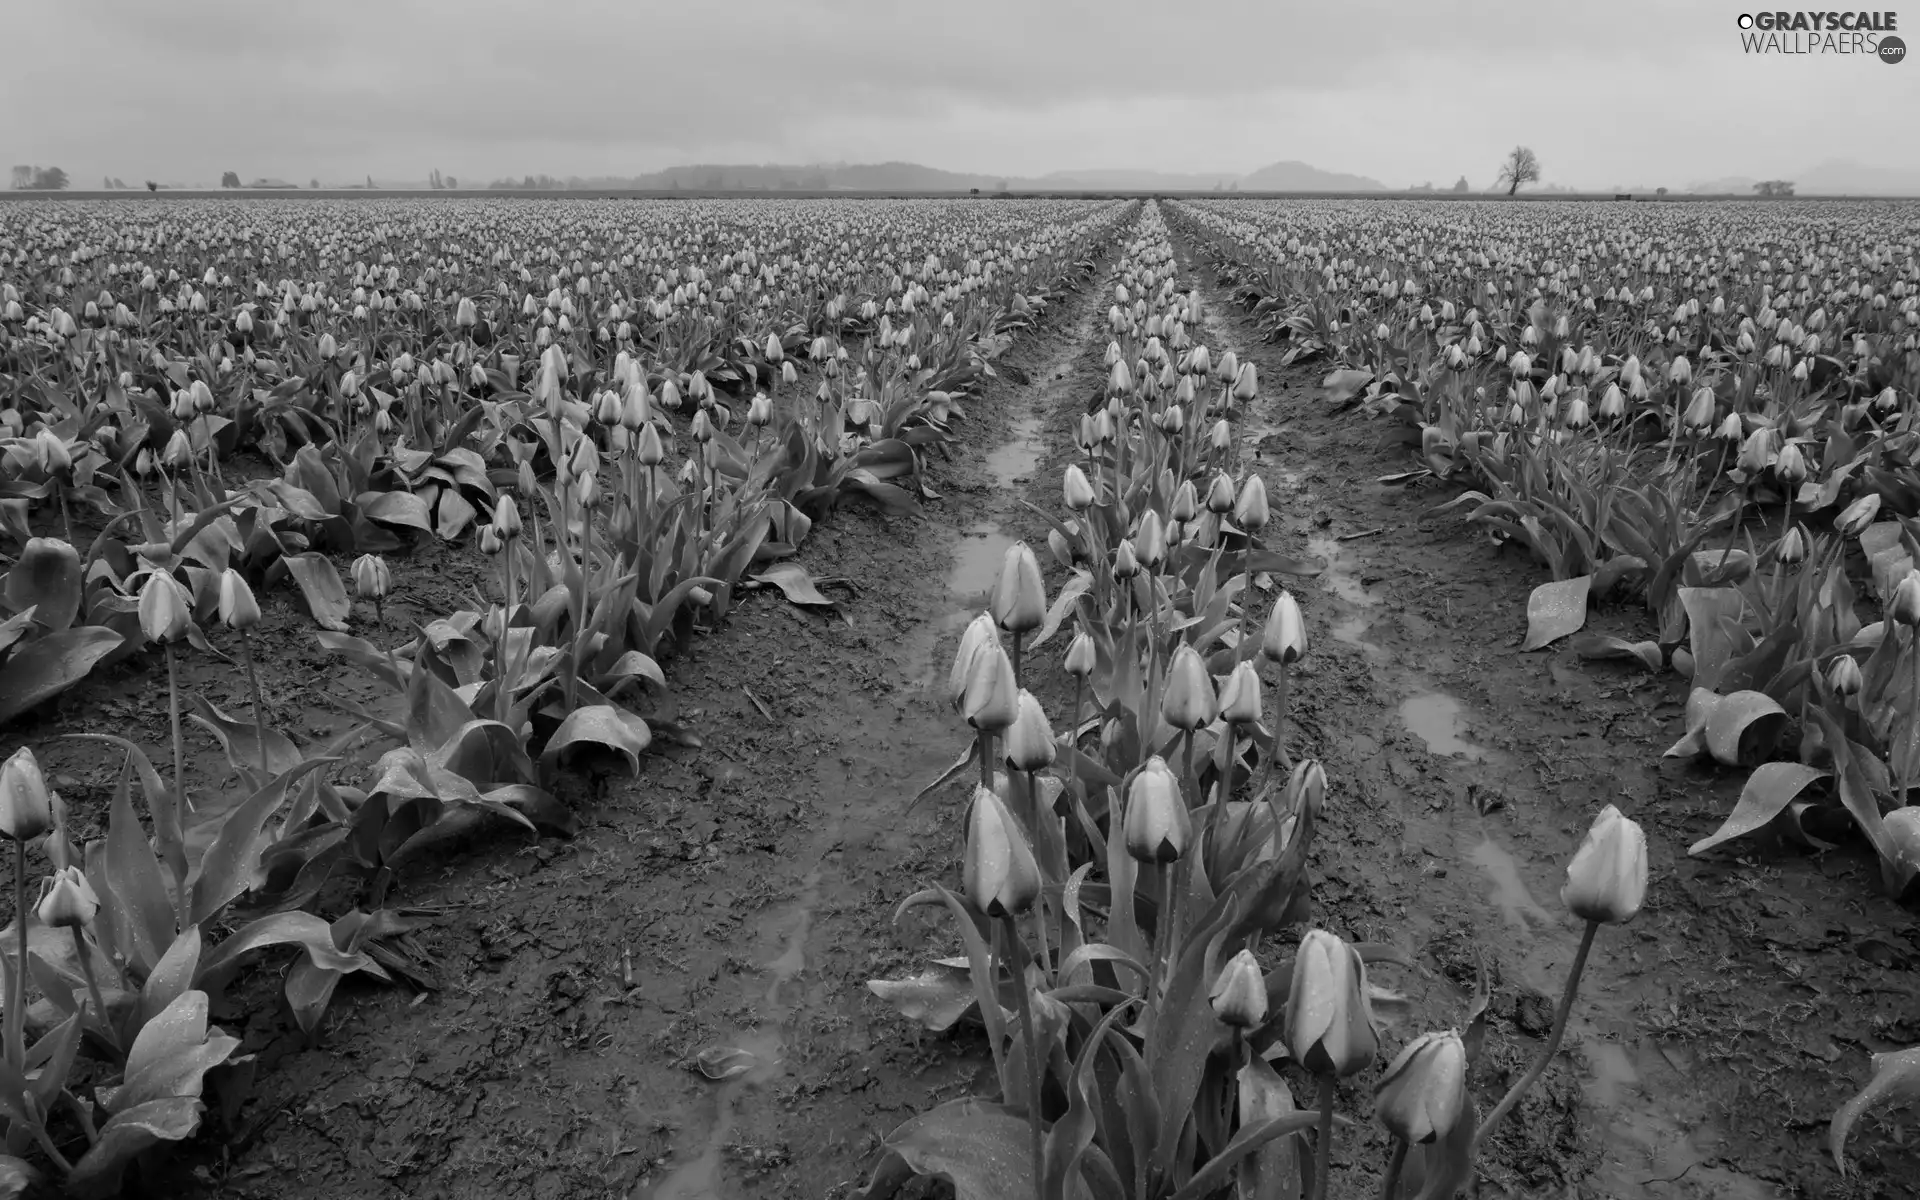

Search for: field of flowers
xmin=0 ymin=194 xmax=1914 ymax=1199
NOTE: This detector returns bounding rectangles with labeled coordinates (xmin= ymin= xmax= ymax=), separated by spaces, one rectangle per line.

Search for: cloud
xmin=3 ymin=0 xmax=1915 ymax=188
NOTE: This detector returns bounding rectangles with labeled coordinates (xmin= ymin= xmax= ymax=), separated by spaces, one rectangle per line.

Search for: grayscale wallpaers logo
xmin=1736 ymin=11 xmax=1904 ymax=59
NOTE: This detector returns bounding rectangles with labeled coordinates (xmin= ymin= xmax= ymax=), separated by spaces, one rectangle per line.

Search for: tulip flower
xmin=1124 ymin=756 xmax=1187 ymax=864
xmin=138 ymin=572 xmax=191 ymax=644
xmin=0 ymin=748 xmax=52 ymax=844
xmin=1003 ymin=690 xmax=1056 ymax=773
xmin=1287 ymin=929 xmax=1377 ymax=1078
xmin=1826 ymin=654 xmax=1864 ymax=697
xmin=1170 ymin=480 xmax=1200 ymax=524
xmin=1262 ymin=591 xmax=1306 ymax=664
xmin=1161 ymin=644 xmax=1217 ymax=735
xmin=352 ymin=554 xmax=391 ymax=623
xmin=1064 ymin=631 xmax=1096 ymax=679
xmin=1232 ymin=361 xmax=1258 ymax=401
xmin=1374 ymin=1031 xmax=1468 ymax=1145
xmin=962 ymin=786 xmax=1039 ymax=918
xmin=1891 ymin=569 xmax=1920 ymax=627
xmin=1218 ymin=661 xmax=1262 ymax=726
xmin=1834 ymin=493 xmax=1882 ymax=538
xmin=36 ymin=866 xmax=97 ymax=929
xmin=492 ymin=495 xmax=524 ymax=539
xmin=1132 ymin=510 xmax=1167 ymax=570
xmin=1209 ymin=949 xmax=1268 ymax=1029
xmin=992 ymin=541 xmax=1045 ymax=637
xmin=1063 ymin=463 xmax=1095 ymax=510
xmin=1233 ymin=474 xmax=1269 ymax=531
xmin=1562 ymin=804 xmax=1648 ymax=924
xmin=1774 ymin=441 xmax=1808 ymax=484
xmin=961 ymin=641 xmax=1019 ymax=736
xmin=949 ymin=613 xmax=1000 ymax=711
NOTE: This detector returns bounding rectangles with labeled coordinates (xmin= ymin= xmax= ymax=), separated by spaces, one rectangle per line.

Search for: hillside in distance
xmin=550 ymin=159 xmax=1391 ymax=193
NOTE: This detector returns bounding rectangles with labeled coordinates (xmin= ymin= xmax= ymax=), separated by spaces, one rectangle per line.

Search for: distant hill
xmin=1037 ymin=168 xmax=1242 ymax=190
xmin=1685 ymin=160 xmax=1920 ymax=196
xmin=1239 ymin=160 xmax=1388 ymax=191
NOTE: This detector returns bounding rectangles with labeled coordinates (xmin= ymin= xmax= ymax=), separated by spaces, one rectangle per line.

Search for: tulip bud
xmin=1161 ymin=645 xmax=1217 ymax=732
xmin=1774 ymin=525 xmax=1807 ymax=566
xmin=949 ymin=613 xmax=1000 ymax=709
xmin=1218 ymin=661 xmax=1262 ymax=726
xmin=1373 ymin=1031 xmax=1468 ymax=1145
xmin=963 ymin=785 xmax=1041 ymax=918
xmin=456 ymin=297 xmax=478 ymax=328
xmin=1063 ymin=463 xmax=1095 ymax=511
xmin=1233 ymin=474 xmax=1269 ymax=530
xmin=1263 ymin=591 xmax=1306 ymax=664
xmin=217 ymin=569 xmax=260 ymax=630
xmin=1561 ymin=804 xmax=1649 ymax=925
xmin=1204 ymin=472 xmax=1236 ymax=514
xmin=1132 ymin=511 xmax=1167 ymax=570
xmin=1286 ymin=929 xmax=1378 ymax=1077
xmin=991 ymin=542 xmax=1046 ymax=635
xmin=351 ymin=553 xmax=390 ymax=599
xmin=35 ymin=866 xmax=98 ymax=929
xmin=1682 ymin=386 xmax=1716 ymax=430
xmin=764 ymin=332 xmax=784 ymax=362
xmin=1004 ymin=690 xmax=1056 ymax=772
xmin=1774 ymin=441 xmax=1808 ymax=484
xmin=1209 ymin=949 xmax=1268 ymax=1028
xmin=1834 ymin=493 xmax=1881 ymax=538
xmin=138 ymin=572 xmax=191 ymax=643
xmin=491 ymin=495 xmax=524 ymax=540
xmin=1046 ymin=528 xmax=1076 ymax=569
xmin=1890 ymin=568 xmax=1920 ymax=627
xmin=162 ymin=428 xmax=193 ymax=468
xmin=1124 ymin=757 xmax=1188 ymax=863
xmin=962 ymin=642 xmax=1020 ymax=733
xmin=1826 ymin=654 xmax=1864 ymax=697
xmin=747 ymin=393 xmax=773 ymax=427
xmin=478 ymin=525 xmax=504 ymax=555
xmin=0 ymin=748 xmax=54 ymax=843
xmin=1113 ymin=539 xmax=1139 ymax=580
xmin=1232 ymin=361 xmax=1258 ymax=402
xmin=1064 ymin=631 xmax=1096 ymax=679
xmin=1285 ymin=759 xmax=1328 ymax=820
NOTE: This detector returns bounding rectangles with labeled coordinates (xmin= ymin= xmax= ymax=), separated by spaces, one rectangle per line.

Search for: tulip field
xmin=0 ymin=194 xmax=1915 ymax=1200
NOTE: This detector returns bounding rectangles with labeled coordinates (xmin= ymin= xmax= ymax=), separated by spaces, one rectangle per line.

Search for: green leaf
xmin=186 ymin=693 xmax=306 ymax=782
xmin=874 ymin=1099 xmax=1034 ymax=1200
xmin=358 ymin=490 xmax=434 ymax=534
xmin=283 ymin=551 xmax=350 ymax=631
xmin=1169 ymin=1110 xmax=1323 ymax=1200
xmin=96 ymin=991 xmax=239 ymax=1113
xmin=866 ymin=960 xmax=980 ymax=1032
xmin=0 ymin=1155 xmax=39 ymax=1200
xmin=196 ymin=911 xmax=387 ymax=983
xmin=0 ymin=625 xmax=124 ymax=725
xmin=750 ymin=561 xmax=835 ymax=607
xmin=1235 ymin=1058 xmax=1300 ymax=1200
xmin=188 ymin=756 xmax=333 ymax=924
xmin=100 ymin=762 xmax=179 ymax=975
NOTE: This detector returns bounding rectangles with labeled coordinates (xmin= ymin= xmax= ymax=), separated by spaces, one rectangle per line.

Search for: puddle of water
xmin=946 ymin=522 xmax=1016 ymax=601
xmin=1398 ymin=692 xmax=1493 ymax=761
xmin=1306 ymin=534 xmax=1379 ymax=611
xmin=1582 ymin=1037 xmax=1639 ymax=1108
xmin=1467 ymin=837 xmax=1560 ymax=933
xmin=985 ymin=413 xmax=1046 ymax=488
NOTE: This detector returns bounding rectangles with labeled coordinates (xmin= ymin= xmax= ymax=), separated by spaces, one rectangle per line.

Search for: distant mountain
xmin=1239 ymin=160 xmax=1387 ymax=191
xmin=1795 ymin=159 xmax=1920 ymax=196
xmin=1685 ymin=175 xmax=1759 ymax=194
xmin=1037 ymin=168 xmax=1242 ymax=190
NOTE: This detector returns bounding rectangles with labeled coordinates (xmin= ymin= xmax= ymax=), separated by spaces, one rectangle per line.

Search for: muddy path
xmin=1159 ymin=212 xmax=1919 ymax=1200
xmin=80 ymin=234 xmax=1128 ymax=1200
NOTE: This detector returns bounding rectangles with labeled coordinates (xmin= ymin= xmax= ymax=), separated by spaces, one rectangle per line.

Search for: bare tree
xmin=1496 ymin=146 xmax=1541 ymax=196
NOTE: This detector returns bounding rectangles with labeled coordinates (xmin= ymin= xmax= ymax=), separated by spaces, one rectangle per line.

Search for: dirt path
xmin=1160 ymin=210 xmax=1919 ymax=1200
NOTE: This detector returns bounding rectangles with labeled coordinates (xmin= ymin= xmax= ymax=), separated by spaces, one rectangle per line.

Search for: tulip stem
xmin=164 ymin=641 xmax=189 ymax=928
xmin=240 ymin=632 xmax=268 ymax=779
xmin=1377 ymin=1138 xmax=1408 ymax=1200
xmin=1010 ymin=631 xmax=1024 ymax=690
xmin=978 ymin=732 xmax=996 ymax=792
xmin=1310 ymin=1074 xmax=1336 ymax=1200
xmin=1002 ymin=918 xmax=1046 ymax=1200
xmin=5 ymin=840 xmax=25 ymax=1069
xmin=1475 ymin=918 xmax=1598 ymax=1152
xmin=70 ymin=927 xmax=118 ymax=1056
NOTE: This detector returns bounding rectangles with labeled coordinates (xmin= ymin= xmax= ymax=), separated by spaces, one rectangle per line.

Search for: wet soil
xmin=3 ymin=206 xmax=1913 ymax=1200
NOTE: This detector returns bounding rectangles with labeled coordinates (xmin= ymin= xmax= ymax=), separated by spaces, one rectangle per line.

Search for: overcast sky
xmin=6 ymin=0 xmax=1917 ymax=189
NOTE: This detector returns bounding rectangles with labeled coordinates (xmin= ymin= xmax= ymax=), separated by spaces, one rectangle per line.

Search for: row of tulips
xmin=862 ymin=202 xmax=1655 ymax=1200
xmin=1167 ymin=197 xmax=1920 ymax=1174
xmin=0 ymin=198 xmax=1136 ymax=1197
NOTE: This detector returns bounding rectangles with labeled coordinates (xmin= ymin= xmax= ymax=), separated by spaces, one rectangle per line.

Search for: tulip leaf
xmin=1571 ymin=633 xmax=1662 ymax=671
xmin=1171 ymin=1110 xmax=1324 ymax=1200
xmin=749 ymin=561 xmax=835 ymax=608
xmin=1677 ymin=586 xmax=1748 ymax=693
xmin=1521 ymin=575 xmax=1590 ymax=651
xmin=908 ymin=741 xmax=977 ymax=812
xmin=1689 ymin=764 xmax=1830 ymax=857
xmin=196 ymin=911 xmax=387 ymax=984
xmin=96 ymin=991 xmax=240 ymax=1114
xmin=282 ymin=551 xmax=351 ymax=631
xmin=358 ymin=490 xmax=434 ymax=534
xmin=186 ymin=693 xmax=306 ymax=781
xmin=866 ymin=1099 xmax=1034 ymax=1200
xmin=3 ymin=538 xmax=83 ymax=632
xmin=0 ymin=625 xmax=123 ymax=725
xmin=1235 ymin=1058 xmax=1301 ymax=1200
xmin=187 ymin=755 xmax=334 ymax=925
xmin=1831 ymin=1046 xmax=1920 ymax=1178
xmin=1028 ymin=569 xmax=1092 ymax=652
xmin=65 ymin=1097 xmax=206 ymax=1200
xmin=540 ymin=704 xmax=651 ymax=776
xmin=866 ymin=961 xmax=984 ymax=1032
xmin=435 ymin=488 xmax=478 ymax=539
xmin=0 ymin=1155 xmax=38 ymax=1200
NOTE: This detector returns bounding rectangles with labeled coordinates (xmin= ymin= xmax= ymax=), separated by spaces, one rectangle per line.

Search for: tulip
xmin=216 ymin=568 xmax=259 ymax=632
xmin=1262 ymin=591 xmax=1306 ymax=664
xmin=1161 ymin=644 xmax=1217 ymax=733
xmin=1774 ymin=441 xmax=1807 ymax=484
xmin=961 ymin=786 xmax=1039 ymax=918
xmin=1133 ymin=510 xmax=1167 ymax=570
xmin=1826 ymin=654 xmax=1864 ymax=697
xmin=961 ymin=641 xmax=1019 ymax=735
xmin=36 ymin=866 xmax=97 ymax=929
xmin=1374 ymin=1031 xmax=1468 ymax=1145
xmin=747 ymin=393 xmax=773 ymax=427
xmin=1562 ymin=804 xmax=1648 ymax=924
xmin=1285 ymin=759 xmax=1328 ymax=821
xmin=138 ymin=572 xmax=191 ymax=644
xmin=0 ymin=749 xmax=53 ymax=844
xmin=1233 ymin=474 xmax=1269 ymax=530
xmin=1063 ymin=463 xmax=1095 ymax=510
xmin=1112 ymin=539 xmax=1139 ymax=581
xmin=1232 ymin=361 xmax=1258 ymax=401
xmin=1681 ymin=386 xmax=1716 ymax=430
xmin=1834 ymin=493 xmax=1881 ymax=538
xmin=1286 ymin=929 xmax=1377 ymax=1078
xmin=764 ymin=332 xmax=783 ymax=362
xmin=949 ymin=613 xmax=1000 ymax=710
xmin=1170 ymin=480 xmax=1200 ymax=524
xmin=1209 ymin=949 xmax=1268 ymax=1029
xmin=492 ymin=495 xmax=524 ymax=539
xmin=1003 ymin=690 xmax=1056 ymax=773
xmin=992 ymin=542 xmax=1046 ymax=637
xmin=1124 ymin=757 xmax=1187 ymax=864
xmin=1218 ymin=661 xmax=1262 ymax=726
xmin=1891 ymin=569 xmax=1920 ymax=626
xmin=1064 ymin=631 xmax=1096 ymax=679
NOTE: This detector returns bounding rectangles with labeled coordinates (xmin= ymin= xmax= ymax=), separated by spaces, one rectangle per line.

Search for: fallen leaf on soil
xmin=694 ymin=1044 xmax=769 ymax=1080
xmin=866 ymin=959 xmax=982 ymax=1031
xmin=1522 ymin=575 xmax=1591 ymax=651
xmin=750 ymin=561 xmax=835 ymax=607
